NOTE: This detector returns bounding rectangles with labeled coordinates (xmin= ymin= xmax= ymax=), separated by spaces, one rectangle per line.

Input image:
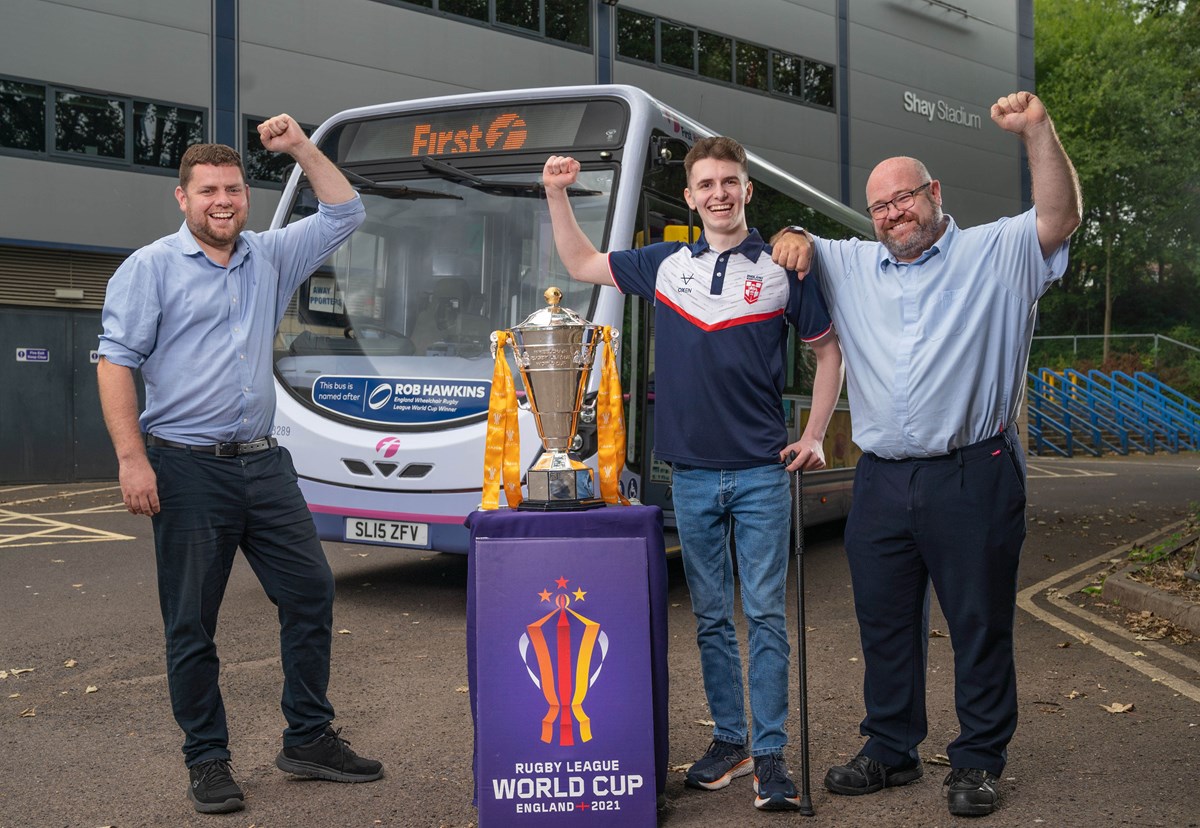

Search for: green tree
xmin=1036 ymin=0 xmax=1200 ymax=359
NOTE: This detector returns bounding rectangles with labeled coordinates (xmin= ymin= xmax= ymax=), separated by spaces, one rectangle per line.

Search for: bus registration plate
xmin=344 ymin=518 xmax=429 ymax=548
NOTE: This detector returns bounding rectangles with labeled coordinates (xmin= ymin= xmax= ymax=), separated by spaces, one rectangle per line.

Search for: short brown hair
xmin=684 ymin=136 xmax=748 ymax=181
xmin=179 ymin=144 xmax=245 ymax=189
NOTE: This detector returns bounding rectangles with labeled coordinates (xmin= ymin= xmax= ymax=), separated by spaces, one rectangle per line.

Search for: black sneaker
xmin=187 ymin=759 xmax=245 ymax=814
xmin=275 ymin=726 xmax=384 ymax=782
xmin=824 ymin=752 xmax=923 ymax=795
xmin=944 ymin=767 xmax=1000 ymax=816
xmin=752 ymin=754 xmax=801 ymax=811
xmin=684 ymin=739 xmax=752 ymax=790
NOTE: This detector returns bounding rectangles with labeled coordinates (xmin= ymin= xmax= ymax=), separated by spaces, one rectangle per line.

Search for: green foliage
xmin=1035 ymin=0 xmax=1200 ymax=339
xmin=1129 ymin=533 xmax=1182 ymax=564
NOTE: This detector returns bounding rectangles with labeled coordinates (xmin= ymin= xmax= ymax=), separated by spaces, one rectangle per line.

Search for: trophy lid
xmin=513 ymin=286 xmax=595 ymax=330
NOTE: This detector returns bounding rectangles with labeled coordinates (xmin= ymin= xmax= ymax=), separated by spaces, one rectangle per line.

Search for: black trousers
xmin=843 ymin=428 xmax=1026 ymax=776
xmin=148 ymin=444 xmax=335 ymax=767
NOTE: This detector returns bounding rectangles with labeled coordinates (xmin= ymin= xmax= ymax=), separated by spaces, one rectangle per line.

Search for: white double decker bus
xmin=268 ymin=85 xmax=871 ymax=554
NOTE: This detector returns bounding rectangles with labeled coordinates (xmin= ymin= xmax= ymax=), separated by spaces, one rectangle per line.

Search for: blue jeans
xmin=671 ymin=463 xmax=792 ymax=755
xmin=148 ymin=445 xmax=336 ymax=766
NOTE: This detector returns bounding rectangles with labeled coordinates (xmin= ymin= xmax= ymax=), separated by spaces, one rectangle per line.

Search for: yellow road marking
xmin=0 ymin=508 xmax=134 ymax=548
xmin=1016 ymin=518 xmax=1200 ymax=704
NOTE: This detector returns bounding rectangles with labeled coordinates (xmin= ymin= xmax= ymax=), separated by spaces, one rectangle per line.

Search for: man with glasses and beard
xmin=771 ymin=91 xmax=1081 ymax=817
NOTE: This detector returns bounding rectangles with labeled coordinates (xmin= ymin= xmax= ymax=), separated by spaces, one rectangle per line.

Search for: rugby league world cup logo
xmin=518 ymin=576 xmax=608 ymax=746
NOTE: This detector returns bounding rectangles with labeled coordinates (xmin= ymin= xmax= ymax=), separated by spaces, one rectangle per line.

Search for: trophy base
xmin=522 ymin=459 xmax=604 ymax=511
xmin=517 ymin=497 xmax=608 ymax=512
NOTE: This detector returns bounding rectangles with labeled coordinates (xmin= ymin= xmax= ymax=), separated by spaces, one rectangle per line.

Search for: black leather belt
xmin=146 ymin=434 xmax=277 ymax=457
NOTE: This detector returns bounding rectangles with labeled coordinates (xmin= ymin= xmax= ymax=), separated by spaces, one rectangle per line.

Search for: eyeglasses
xmin=867 ymin=182 xmax=932 ymax=219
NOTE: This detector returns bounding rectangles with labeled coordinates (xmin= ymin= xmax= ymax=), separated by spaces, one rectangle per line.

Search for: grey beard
xmin=880 ymin=210 xmax=945 ymax=261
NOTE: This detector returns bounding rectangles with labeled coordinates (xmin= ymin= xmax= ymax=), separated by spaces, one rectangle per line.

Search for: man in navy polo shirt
xmin=771 ymin=91 xmax=1081 ymax=817
xmin=542 ymin=137 xmax=843 ymax=812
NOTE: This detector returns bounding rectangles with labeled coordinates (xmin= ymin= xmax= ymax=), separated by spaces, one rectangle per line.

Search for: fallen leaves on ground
xmin=1099 ymin=702 xmax=1135 ymax=714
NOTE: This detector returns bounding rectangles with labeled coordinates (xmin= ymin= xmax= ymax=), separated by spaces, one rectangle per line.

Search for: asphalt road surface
xmin=1 ymin=453 xmax=1197 ymax=828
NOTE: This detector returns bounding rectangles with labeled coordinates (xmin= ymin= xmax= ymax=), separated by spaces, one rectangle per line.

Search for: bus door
xmin=628 ymin=189 xmax=697 ymax=522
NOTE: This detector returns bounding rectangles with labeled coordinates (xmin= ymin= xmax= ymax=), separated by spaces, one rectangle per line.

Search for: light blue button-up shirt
xmin=811 ymin=208 xmax=1069 ymax=459
xmin=99 ymin=196 xmax=365 ymax=444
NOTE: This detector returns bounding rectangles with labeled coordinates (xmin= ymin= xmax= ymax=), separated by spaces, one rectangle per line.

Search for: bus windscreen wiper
xmin=420 ymin=156 xmax=600 ymax=198
xmin=331 ymin=168 xmax=462 ymax=200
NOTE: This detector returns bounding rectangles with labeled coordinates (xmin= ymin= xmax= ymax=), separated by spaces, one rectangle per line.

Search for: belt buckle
xmin=215 ymin=442 xmax=239 ymax=457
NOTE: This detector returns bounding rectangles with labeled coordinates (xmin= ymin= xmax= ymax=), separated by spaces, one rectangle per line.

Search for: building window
xmin=134 ymin=102 xmax=205 ymax=170
xmin=772 ymin=53 xmax=803 ymax=99
xmin=735 ymin=43 xmax=768 ymax=92
xmin=698 ymin=31 xmax=733 ymax=83
xmin=440 ymin=0 xmax=487 ymax=22
xmin=365 ymin=2 xmax=833 ymax=109
xmin=0 ymin=79 xmax=46 ymax=152
xmin=660 ymin=21 xmax=695 ymax=72
xmin=374 ymin=0 xmax=587 ymax=47
xmin=617 ymin=8 xmax=655 ymax=63
xmin=54 ymin=90 xmax=126 ymax=160
xmin=0 ymin=74 xmax=208 ymax=173
xmin=545 ymin=0 xmax=588 ymax=46
xmin=613 ymin=7 xmax=835 ymax=110
xmin=804 ymin=61 xmax=834 ymax=106
xmin=496 ymin=0 xmax=537 ymax=33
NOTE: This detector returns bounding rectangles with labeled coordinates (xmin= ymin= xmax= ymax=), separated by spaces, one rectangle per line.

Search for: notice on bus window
xmin=307 ymin=276 xmax=343 ymax=315
xmin=312 ymin=375 xmax=490 ymax=425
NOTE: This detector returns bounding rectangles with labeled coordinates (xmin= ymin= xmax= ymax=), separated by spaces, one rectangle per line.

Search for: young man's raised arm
xmin=542 ymin=156 xmax=616 ymax=286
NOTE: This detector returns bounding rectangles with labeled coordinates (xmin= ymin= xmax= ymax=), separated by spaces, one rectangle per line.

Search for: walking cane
xmin=791 ymin=465 xmax=815 ymax=816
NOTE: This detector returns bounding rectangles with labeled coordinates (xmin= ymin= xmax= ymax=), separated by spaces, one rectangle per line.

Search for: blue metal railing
xmin=1129 ymin=372 xmax=1200 ymax=450
xmin=1026 ymin=367 xmax=1200 ymax=457
xmin=1105 ymin=371 xmax=1179 ymax=453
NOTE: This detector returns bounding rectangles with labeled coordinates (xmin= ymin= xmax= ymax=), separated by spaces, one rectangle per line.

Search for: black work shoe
xmin=685 ymin=739 xmax=752 ymax=790
xmin=752 ymin=754 xmax=801 ymax=811
xmin=824 ymin=752 xmax=923 ymax=795
xmin=944 ymin=767 xmax=1000 ymax=816
xmin=275 ymin=726 xmax=384 ymax=782
xmin=187 ymin=759 xmax=245 ymax=814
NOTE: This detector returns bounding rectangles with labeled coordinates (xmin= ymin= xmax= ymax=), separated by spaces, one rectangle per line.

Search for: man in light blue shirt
xmin=772 ymin=92 xmax=1081 ymax=817
xmin=98 ymin=115 xmax=382 ymax=815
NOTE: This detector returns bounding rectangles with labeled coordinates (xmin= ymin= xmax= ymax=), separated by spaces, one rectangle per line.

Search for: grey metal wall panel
xmin=0 ymin=157 xmax=184 ymax=251
xmin=0 ymin=308 xmax=72 ymax=482
xmin=3 ymin=0 xmax=210 ymax=107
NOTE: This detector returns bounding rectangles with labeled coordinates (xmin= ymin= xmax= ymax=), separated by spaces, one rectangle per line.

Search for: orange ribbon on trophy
xmin=596 ymin=326 xmax=629 ymax=506
xmin=481 ymin=330 xmax=524 ymax=510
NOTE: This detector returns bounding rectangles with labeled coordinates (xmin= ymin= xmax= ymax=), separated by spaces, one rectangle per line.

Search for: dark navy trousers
xmin=843 ymin=428 xmax=1026 ymax=776
xmin=148 ymin=444 xmax=335 ymax=767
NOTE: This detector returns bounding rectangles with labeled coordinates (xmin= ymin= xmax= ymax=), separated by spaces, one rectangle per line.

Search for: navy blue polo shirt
xmin=608 ymin=229 xmax=832 ymax=469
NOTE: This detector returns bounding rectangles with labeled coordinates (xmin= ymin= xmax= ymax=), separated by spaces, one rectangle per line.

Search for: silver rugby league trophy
xmin=507 ymin=287 xmax=607 ymax=510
